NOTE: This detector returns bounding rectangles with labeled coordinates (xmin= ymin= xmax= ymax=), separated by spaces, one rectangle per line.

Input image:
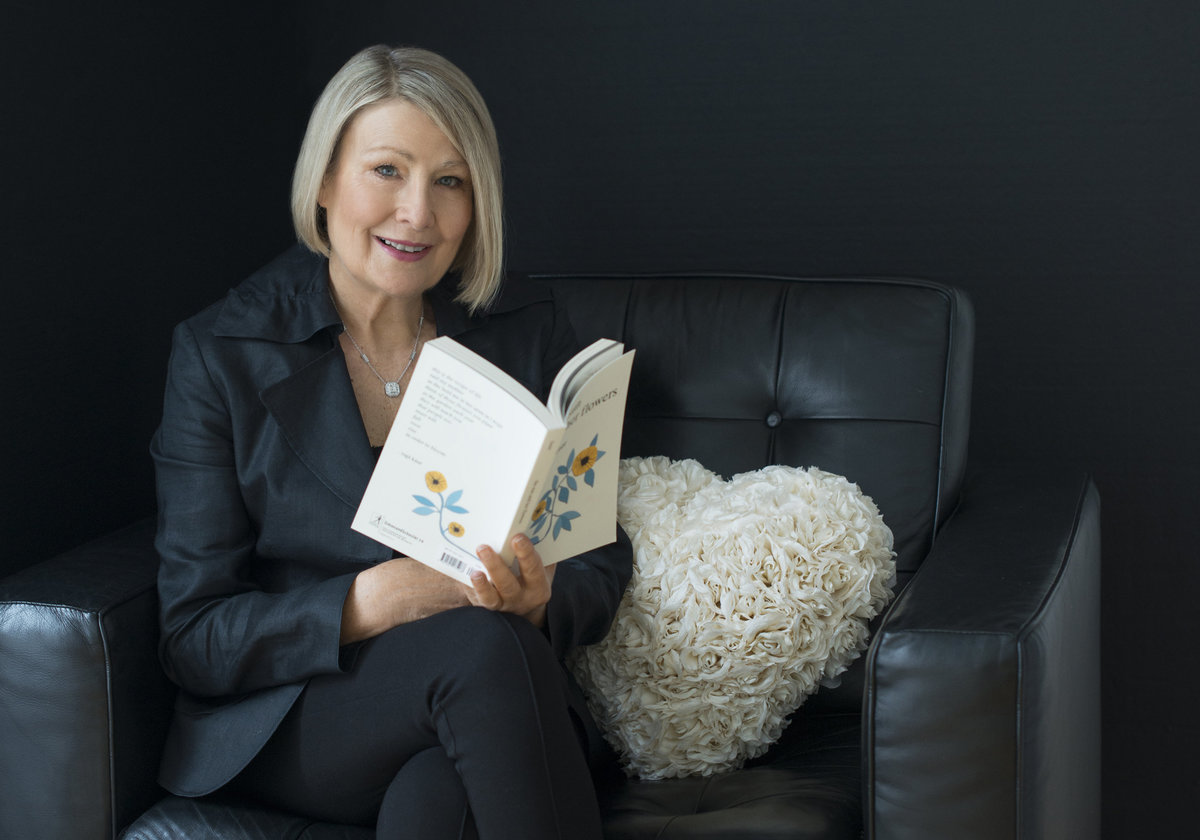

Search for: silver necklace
xmin=333 ymin=296 xmax=425 ymax=398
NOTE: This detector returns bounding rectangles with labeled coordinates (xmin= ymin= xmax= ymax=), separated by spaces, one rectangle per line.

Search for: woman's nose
xmin=395 ymin=183 xmax=434 ymax=230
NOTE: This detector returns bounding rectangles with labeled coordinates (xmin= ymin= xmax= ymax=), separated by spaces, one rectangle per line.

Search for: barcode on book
xmin=439 ymin=552 xmax=470 ymax=574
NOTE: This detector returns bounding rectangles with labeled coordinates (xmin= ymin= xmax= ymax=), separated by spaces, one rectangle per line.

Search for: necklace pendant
xmin=384 ymin=381 xmax=402 ymax=398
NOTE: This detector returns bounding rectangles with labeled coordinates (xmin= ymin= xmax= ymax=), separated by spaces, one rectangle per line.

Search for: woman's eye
xmin=436 ymin=175 xmax=463 ymax=188
xmin=375 ymin=164 xmax=398 ymax=177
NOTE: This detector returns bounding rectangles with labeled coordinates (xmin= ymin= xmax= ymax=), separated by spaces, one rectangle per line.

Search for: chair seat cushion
xmin=120 ymin=715 xmax=859 ymax=840
xmin=598 ymin=713 xmax=862 ymax=840
xmin=120 ymin=795 xmax=373 ymax=840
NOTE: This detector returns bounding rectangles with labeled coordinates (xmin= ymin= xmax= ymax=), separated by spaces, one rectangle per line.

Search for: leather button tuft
xmin=765 ymin=410 xmax=783 ymax=428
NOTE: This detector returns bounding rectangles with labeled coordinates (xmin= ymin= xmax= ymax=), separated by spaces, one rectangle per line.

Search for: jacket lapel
xmin=219 ymin=247 xmax=552 ymax=522
xmin=259 ymin=345 xmax=377 ymax=511
xmin=212 ymin=247 xmax=376 ymax=512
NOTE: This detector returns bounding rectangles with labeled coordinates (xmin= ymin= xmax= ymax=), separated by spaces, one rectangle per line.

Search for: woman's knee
xmin=450 ymin=608 xmax=557 ymax=676
xmin=418 ymin=608 xmax=566 ymax=708
xmin=355 ymin=607 xmax=565 ymax=718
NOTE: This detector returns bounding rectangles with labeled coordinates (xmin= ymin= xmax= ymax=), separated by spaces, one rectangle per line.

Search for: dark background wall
xmin=5 ymin=1 xmax=1196 ymax=835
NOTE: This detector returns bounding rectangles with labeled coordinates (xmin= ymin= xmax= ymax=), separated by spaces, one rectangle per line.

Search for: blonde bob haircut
xmin=292 ymin=45 xmax=504 ymax=313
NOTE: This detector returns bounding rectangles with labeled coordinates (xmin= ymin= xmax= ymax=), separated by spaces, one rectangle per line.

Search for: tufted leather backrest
xmin=540 ymin=274 xmax=974 ymax=590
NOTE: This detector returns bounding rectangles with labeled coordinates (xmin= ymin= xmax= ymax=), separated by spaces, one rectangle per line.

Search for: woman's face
xmin=320 ymin=98 xmax=474 ymax=304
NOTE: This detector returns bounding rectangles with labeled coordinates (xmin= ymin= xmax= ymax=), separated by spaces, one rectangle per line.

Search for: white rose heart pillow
xmin=569 ymin=456 xmax=896 ymax=780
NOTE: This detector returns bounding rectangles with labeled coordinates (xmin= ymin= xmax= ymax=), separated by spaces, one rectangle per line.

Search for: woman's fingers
xmin=470 ymin=544 xmax=512 ymax=603
xmin=511 ymin=535 xmax=551 ymax=596
xmin=469 ymin=535 xmax=552 ymax=625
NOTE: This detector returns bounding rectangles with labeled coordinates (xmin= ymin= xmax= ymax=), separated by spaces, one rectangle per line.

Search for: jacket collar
xmin=212 ymin=245 xmax=341 ymax=343
xmin=211 ymin=243 xmax=550 ymax=344
xmin=210 ymin=245 xmax=552 ymax=518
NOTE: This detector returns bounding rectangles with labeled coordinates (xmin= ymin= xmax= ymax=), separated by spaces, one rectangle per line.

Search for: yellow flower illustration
xmin=572 ymin=446 xmax=600 ymax=476
xmin=448 ymin=521 xmax=465 ymax=537
xmin=425 ymin=471 xmax=448 ymax=493
xmin=532 ymin=499 xmax=548 ymax=522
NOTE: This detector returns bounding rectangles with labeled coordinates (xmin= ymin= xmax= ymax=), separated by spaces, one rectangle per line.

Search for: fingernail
xmin=513 ymin=534 xmax=530 ymax=548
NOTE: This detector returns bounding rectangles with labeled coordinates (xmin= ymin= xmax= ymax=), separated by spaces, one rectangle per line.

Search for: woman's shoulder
xmin=429 ymin=271 xmax=562 ymax=343
xmin=436 ymin=273 xmax=580 ymax=397
xmin=176 ymin=245 xmax=334 ymax=344
xmin=227 ymin=244 xmax=327 ymax=301
xmin=431 ymin=271 xmax=555 ymax=325
xmin=488 ymin=272 xmax=557 ymax=312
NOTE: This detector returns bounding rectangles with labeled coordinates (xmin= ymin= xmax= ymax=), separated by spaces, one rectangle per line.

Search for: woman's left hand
xmin=468 ymin=534 xmax=556 ymax=628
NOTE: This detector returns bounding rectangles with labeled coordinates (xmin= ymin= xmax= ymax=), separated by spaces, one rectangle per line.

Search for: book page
xmin=352 ymin=339 xmax=558 ymax=583
xmin=546 ymin=338 xmax=622 ymax=420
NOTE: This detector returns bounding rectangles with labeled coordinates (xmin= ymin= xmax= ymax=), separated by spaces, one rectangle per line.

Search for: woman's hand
xmin=341 ymin=557 xmax=473 ymax=644
xmin=467 ymin=534 xmax=556 ymax=628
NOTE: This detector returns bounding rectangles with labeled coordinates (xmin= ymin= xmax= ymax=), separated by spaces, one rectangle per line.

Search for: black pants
xmin=230 ymin=607 xmax=603 ymax=839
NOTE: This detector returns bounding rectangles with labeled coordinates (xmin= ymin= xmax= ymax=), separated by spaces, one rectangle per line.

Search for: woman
xmin=152 ymin=45 xmax=631 ymax=839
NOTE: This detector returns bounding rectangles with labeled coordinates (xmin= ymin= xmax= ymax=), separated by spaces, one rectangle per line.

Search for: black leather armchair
xmin=0 ymin=274 xmax=1100 ymax=839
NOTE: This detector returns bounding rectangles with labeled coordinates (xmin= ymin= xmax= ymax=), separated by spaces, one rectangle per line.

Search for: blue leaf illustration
xmin=589 ymin=434 xmax=599 ymax=446
xmin=553 ymin=513 xmax=578 ymax=539
xmin=446 ymin=504 xmax=468 ymax=514
xmin=566 ymin=475 xmax=578 ymax=492
xmin=413 ymin=495 xmax=436 ymax=508
xmin=584 ymin=470 xmax=595 ymax=487
xmin=446 ymin=489 xmax=463 ymax=506
xmin=557 ymin=465 xmax=568 ymax=475
xmin=413 ymin=507 xmax=436 ymax=516
xmin=558 ymin=486 xmax=570 ymax=503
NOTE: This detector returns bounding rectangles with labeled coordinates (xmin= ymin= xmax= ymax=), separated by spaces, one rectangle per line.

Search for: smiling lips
xmin=377 ymin=236 xmax=430 ymax=261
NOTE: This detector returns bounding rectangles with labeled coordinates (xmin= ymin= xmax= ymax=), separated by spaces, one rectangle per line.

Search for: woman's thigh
xmin=230 ymin=606 xmax=580 ymax=827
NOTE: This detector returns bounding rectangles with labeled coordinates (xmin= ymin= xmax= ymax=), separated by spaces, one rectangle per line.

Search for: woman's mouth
xmin=377 ymin=237 xmax=430 ymax=261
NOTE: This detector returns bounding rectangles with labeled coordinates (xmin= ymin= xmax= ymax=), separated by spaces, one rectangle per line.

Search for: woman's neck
xmin=328 ymin=279 xmax=429 ymax=356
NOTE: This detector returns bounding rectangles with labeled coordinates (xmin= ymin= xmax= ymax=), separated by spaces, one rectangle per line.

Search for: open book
xmin=352 ymin=336 xmax=636 ymax=584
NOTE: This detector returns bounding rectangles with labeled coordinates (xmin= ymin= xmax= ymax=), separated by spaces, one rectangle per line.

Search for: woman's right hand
xmin=340 ymin=557 xmax=473 ymax=644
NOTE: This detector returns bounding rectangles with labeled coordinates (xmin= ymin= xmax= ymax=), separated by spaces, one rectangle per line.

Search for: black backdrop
xmin=5 ymin=1 xmax=1197 ymax=835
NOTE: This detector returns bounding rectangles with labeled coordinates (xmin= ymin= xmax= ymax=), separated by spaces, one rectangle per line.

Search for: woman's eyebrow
xmin=365 ymin=145 xmax=467 ymax=169
xmin=365 ymin=144 xmax=414 ymax=159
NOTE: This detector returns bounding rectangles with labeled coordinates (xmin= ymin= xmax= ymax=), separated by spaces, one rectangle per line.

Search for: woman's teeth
xmin=381 ymin=238 xmax=427 ymax=253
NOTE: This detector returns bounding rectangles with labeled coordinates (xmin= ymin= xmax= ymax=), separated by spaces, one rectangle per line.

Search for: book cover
xmin=351 ymin=336 xmax=635 ymax=584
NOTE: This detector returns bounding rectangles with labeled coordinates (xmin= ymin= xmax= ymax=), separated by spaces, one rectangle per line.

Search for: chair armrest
xmin=864 ymin=472 xmax=1101 ymax=840
xmin=0 ymin=519 xmax=171 ymax=840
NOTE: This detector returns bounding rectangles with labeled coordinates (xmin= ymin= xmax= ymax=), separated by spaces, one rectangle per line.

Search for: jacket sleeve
xmin=536 ymin=290 xmax=634 ymax=658
xmin=544 ymin=528 xmax=633 ymax=659
xmin=151 ymin=320 xmax=354 ymax=698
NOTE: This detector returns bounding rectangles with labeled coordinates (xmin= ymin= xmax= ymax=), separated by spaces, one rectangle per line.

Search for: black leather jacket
xmin=151 ymin=245 xmax=631 ymax=796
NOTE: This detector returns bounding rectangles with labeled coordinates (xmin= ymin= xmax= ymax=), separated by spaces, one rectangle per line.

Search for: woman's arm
xmin=156 ymin=315 xmax=488 ymax=692
xmin=541 ymin=528 xmax=633 ymax=658
xmin=153 ymin=320 xmax=363 ymax=697
xmin=340 ymin=557 xmax=471 ymax=643
xmin=466 ymin=287 xmax=634 ymax=654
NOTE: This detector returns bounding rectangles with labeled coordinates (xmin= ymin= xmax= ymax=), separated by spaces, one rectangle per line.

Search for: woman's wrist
xmin=340 ymin=566 xmax=384 ymax=645
xmin=341 ymin=558 xmax=473 ymax=644
xmin=524 ymin=603 xmax=548 ymax=629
